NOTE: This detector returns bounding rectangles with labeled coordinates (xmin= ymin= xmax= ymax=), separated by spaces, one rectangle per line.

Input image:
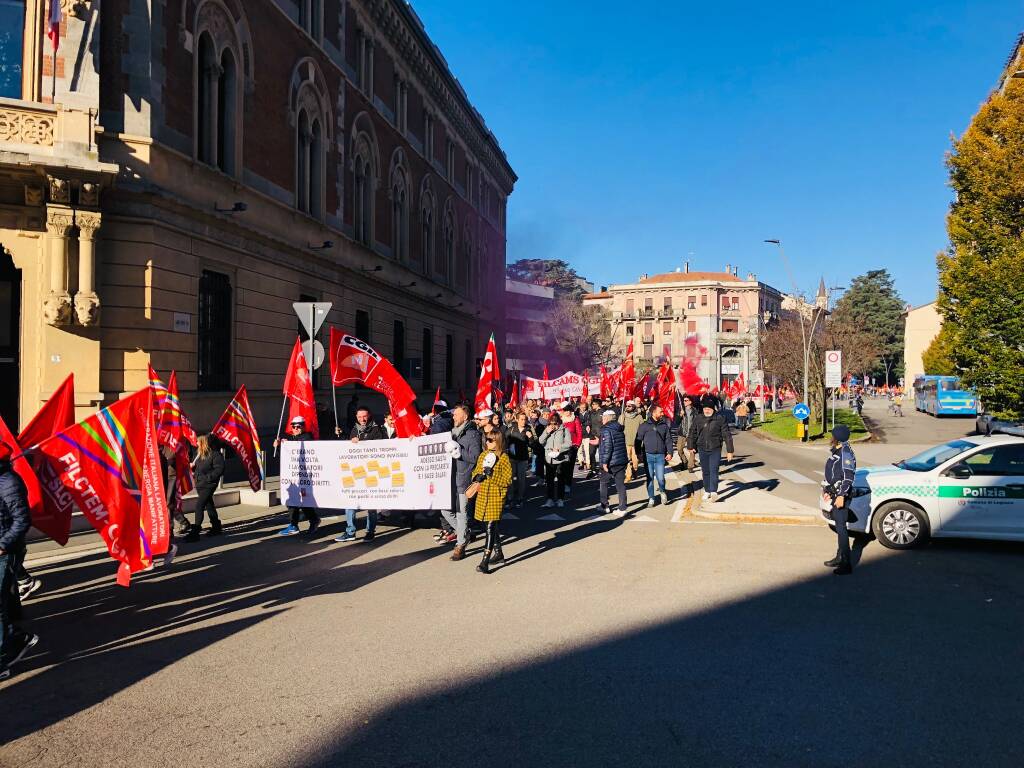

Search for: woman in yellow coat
xmin=471 ymin=430 xmax=513 ymax=573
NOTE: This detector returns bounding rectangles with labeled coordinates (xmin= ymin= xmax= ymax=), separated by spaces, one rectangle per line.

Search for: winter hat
xmin=831 ymin=425 xmax=851 ymax=443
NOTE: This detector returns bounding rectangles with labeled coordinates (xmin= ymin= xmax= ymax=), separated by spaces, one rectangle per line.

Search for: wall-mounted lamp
xmin=309 ymin=240 xmax=334 ymax=250
xmin=214 ymin=201 xmax=247 ymax=213
xmin=361 ymin=265 xmax=383 ymax=273
xmin=400 ymin=281 xmax=417 ymax=288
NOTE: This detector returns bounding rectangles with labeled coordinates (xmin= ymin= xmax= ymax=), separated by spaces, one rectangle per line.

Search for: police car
xmin=819 ymin=435 xmax=1024 ymax=549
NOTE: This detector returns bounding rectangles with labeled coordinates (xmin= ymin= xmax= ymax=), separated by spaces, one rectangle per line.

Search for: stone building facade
xmin=0 ymin=0 xmax=515 ymax=432
xmin=583 ymin=266 xmax=784 ymax=389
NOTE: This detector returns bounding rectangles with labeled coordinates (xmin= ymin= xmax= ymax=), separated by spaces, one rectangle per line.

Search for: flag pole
xmin=273 ymin=396 xmax=287 ymax=457
xmin=331 ymin=381 xmax=339 ymax=434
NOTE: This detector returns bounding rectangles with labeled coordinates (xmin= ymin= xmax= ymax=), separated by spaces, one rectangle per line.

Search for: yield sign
xmin=293 ymin=302 xmax=332 ymax=340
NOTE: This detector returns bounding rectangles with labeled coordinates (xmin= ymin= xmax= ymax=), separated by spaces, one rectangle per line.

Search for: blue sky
xmin=412 ymin=1 xmax=1019 ymax=307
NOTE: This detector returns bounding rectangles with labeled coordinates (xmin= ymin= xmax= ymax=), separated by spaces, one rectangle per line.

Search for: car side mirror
xmin=948 ymin=464 xmax=972 ymax=480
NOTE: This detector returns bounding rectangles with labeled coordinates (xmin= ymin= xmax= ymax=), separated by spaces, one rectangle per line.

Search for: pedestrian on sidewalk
xmin=471 ymin=431 xmax=513 ymax=574
xmin=186 ymin=434 xmax=225 ymax=541
xmin=539 ymin=412 xmax=572 ymax=508
xmin=443 ymin=405 xmax=482 ymax=560
xmin=637 ymin=405 xmax=672 ymax=507
xmin=618 ymin=400 xmax=644 ymax=481
xmin=822 ymin=425 xmax=857 ymax=576
xmin=335 ymin=407 xmax=386 ymax=543
xmin=687 ymin=396 xmax=734 ymax=503
xmin=598 ymin=410 xmax=628 ymax=513
xmin=0 ymin=441 xmax=39 ymax=681
xmin=275 ymin=416 xmax=321 ymax=536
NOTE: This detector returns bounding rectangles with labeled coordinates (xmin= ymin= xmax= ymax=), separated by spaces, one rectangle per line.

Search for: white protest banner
xmin=522 ymin=371 xmax=602 ymax=400
xmin=281 ymin=432 xmax=453 ymax=511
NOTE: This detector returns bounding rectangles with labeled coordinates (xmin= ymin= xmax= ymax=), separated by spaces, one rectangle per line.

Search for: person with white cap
xmin=598 ymin=409 xmax=629 ymax=513
xmin=275 ymin=416 xmax=321 ymax=536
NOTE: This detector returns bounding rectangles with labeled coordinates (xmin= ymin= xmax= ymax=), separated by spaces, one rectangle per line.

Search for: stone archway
xmin=0 ymin=246 xmax=22 ymax=430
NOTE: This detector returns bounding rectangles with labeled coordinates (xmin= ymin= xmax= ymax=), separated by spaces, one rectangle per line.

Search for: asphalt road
xmin=4 ymin=430 xmax=1023 ymax=767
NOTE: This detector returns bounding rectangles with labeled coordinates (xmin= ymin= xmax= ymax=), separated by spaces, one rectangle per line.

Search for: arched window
xmin=290 ymin=59 xmax=333 ymax=220
xmin=193 ymin=1 xmax=250 ymax=177
xmin=440 ymin=201 xmax=455 ymax=282
xmin=420 ymin=191 xmax=435 ymax=271
xmin=353 ymin=150 xmax=373 ymax=244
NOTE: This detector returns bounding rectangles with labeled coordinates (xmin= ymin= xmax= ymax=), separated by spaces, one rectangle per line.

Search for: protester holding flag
xmin=185 ymin=435 xmax=225 ymax=542
xmin=618 ymin=400 xmax=644 ymax=482
xmin=0 ymin=441 xmax=38 ymax=681
xmin=275 ymin=416 xmax=321 ymax=536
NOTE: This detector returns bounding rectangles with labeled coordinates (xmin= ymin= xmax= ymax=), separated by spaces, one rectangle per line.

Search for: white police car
xmin=819 ymin=435 xmax=1024 ymax=549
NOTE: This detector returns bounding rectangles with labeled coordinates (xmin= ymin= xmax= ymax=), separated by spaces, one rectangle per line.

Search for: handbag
xmin=465 ymin=481 xmax=481 ymax=499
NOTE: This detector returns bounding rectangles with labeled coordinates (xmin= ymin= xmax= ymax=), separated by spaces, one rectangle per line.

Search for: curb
xmin=679 ymin=490 xmax=824 ymax=527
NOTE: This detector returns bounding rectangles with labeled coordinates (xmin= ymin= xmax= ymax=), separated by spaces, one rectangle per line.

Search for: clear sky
xmin=411 ymin=1 xmax=1020 ymax=307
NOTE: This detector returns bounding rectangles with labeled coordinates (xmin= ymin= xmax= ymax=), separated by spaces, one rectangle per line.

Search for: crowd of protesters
xmin=0 ymin=384 xmax=757 ymax=679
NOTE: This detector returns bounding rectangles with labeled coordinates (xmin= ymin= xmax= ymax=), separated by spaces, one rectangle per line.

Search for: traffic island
xmin=676 ymin=483 xmax=825 ymax=526
xmin=750 ymin=408 xmax=871 ymax=444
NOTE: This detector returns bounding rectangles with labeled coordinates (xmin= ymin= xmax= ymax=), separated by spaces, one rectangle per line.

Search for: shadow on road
xmin=298 ymin=540 xmax=1024 ymax=768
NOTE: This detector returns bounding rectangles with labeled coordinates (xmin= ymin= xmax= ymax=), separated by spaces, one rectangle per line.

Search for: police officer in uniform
xmin=822 ymin=424 xmax=856 ymax=575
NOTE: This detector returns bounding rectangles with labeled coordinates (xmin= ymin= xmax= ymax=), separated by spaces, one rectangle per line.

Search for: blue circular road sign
xmin=792 ymin=402 xmax=810 ymax=421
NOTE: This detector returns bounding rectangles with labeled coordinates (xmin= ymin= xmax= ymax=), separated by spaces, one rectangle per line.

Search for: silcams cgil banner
xmin=280 ymin=433 xmax=453 ymax=511
xmin=522 ymin=371 xmax=602 ymax=400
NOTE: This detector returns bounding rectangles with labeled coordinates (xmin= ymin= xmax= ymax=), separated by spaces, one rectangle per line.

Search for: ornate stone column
xmin=74 ymin=211 xmax=101 ymax=326
xmin=44 ymin=209 xmax=74 ymax=326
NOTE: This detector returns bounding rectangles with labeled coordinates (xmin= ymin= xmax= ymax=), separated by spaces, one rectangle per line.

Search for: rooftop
xmin=635 ymin=271 xmax=743 ymax=285
xmin=582 ymin=291 xmax=612 ymax=299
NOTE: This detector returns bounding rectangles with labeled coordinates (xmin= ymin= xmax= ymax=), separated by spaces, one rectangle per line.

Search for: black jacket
xmin=193 ymin=450 xmax=225 ymax=489
xmin=0 ymin=461 xmax=31 ymax=553
xmin=687 ymin=412 xmax=734 ymax=453
xmin=506 ymin=424 xmax=534 ymax=462
xmin=428 ymin=410 xmax=455 ymax=435
xmin=637 ymin=417 xmax=672 ymax=455
xmin=598 ymin=421 xmax=628 ymax=468
xmin=350 ymin=422 xmax=386 ymax=441
xmin=824 ymin=444 xmax=857 ymax=497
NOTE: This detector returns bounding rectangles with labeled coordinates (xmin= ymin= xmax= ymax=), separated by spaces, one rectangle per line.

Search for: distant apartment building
xmin=903 ymin=301 xmax=942 ymax=383
xmin=583 ymin=265 xmax=785 ymax=387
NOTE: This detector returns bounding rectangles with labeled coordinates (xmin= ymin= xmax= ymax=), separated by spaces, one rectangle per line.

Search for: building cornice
xmin=356 ymin=0 xmax=517 ymax=193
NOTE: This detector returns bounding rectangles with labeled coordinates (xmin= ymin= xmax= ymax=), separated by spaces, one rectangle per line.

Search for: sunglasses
xmin=486 ymin=437 xmax=497 ymax=443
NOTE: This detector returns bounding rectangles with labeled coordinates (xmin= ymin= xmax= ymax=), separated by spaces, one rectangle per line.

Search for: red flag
xmin=13 ymin=374 xmax=76 ymax=544
xmin=619 ymin=339 xmax=636 ymax=399
xmin=509 ymin=381 xmax=519 ymax=409
xmin=735 ymin=373 xmax=746 ymax=396
xmin=433 ymin=387 xmax=442 ymax=406
xmin=542 ymin=363 xmax=549 ymax=380
xmin=329 ymin=328 xmax=423 ymax=437
xmin=284 ymin=337 xmax=319 ymax=438
xmin=29 ymin=388 xmax=169 ymax=585
xmin=0 ymin=417 xmax=44 ymax=543
xmin=581 ymin=370 xmax=589 ymax=400
xmin=47 ymin=0 xmax=60 ymax=51
xmin=213 ymin=385 xmax=264 ymax=492
xmin=474 ymin=333 xmax=500 ymax=413
xmin=657 ymin=364 xmax=677 ymax=420
xmin=159 ymin=371 xmax=198 ymax=451
xmin=600 ymin=366 xmax=610 ymax=398
xmin=148 ymin=365 xmax=168 ymax=417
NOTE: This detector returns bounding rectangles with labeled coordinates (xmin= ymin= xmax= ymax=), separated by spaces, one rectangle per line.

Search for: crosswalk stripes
xmin=774 ymin=469 xmax=817 ymax=485
xmin=730 ymin=467 xmax=769 ymax=483
xmin=628 ymin=514 xmax=660 ymax=523
xmin=537 ymin=513 xmax=566 ymax=522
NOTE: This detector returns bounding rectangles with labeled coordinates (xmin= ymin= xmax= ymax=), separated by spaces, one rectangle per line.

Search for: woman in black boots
xmin=186 ymin=434 xmax=225 ymax=541
xmin=470 ymin=431 xmax=513 ymax=573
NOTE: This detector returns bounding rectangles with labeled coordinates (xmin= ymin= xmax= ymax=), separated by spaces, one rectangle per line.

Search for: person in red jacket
xmin=560 ymin=405 xmax=583 ymax=500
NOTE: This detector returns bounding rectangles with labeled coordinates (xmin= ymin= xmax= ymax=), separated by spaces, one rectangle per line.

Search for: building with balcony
xmin=0 ymin=0 xmax=515 ymax=431
xmin=582 ymin=264 xmax=785 ymax=390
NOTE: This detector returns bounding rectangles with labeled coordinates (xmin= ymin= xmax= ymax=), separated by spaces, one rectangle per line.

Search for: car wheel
xmin=872 ymin=501 xmax=930 ymax=549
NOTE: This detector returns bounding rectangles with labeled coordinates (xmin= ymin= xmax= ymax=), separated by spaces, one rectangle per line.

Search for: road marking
xmin=503 ymin=513 xmax=519 ymax=520
xmin=537 ymin=513 xmax=566 ymax=521
xmin=775 ymin=469 xmax=816 ymax=485
xmin=628 ymin=514 xmax=660 ymax=523
xmin=731 ymin=467 xmax=768 ymax=483
xmin=814 ymin=470 xmax=825 ymax=476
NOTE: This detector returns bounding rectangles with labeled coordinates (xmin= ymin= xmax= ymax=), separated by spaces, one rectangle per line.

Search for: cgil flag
xmin=329 ymin=328 xmax=423 ymax=437
xmin=29 ymin=388 xmax=169 ymax=585
xmin=474 ymin=333 xmax=500 ymax=413
xmin=148 ymin=364 xmax=169 ymax=416
xmin=158 ymin=370 xmax=198 ymax=452
xmin=213 ymin=385 xmax=264 ymax=492
xmin=283 ymin=337 xmax=319 ymax=438
xmin=12 ymin=374 xmax=77 ymax=544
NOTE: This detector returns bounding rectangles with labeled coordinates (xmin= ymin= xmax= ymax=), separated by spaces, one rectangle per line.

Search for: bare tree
xmin=546 ymin=299 xmax=614 ymax=372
